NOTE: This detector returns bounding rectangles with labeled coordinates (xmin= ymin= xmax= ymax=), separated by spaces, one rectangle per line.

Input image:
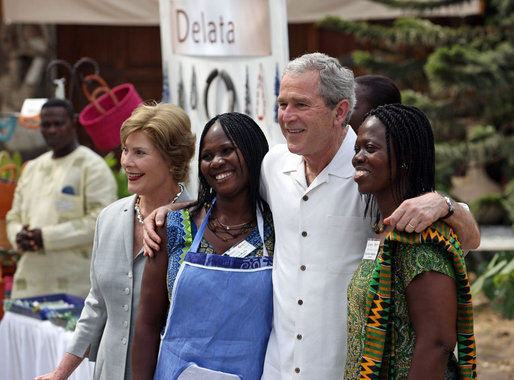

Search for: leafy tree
xmin=318 ymin=0 xmax=514 ymax=226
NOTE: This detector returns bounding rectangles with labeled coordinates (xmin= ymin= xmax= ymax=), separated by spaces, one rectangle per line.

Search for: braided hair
xmin=192 ymin=112 xmax=269 ymax=216
xmin=363 ymin=103 xmax=435 ymax=220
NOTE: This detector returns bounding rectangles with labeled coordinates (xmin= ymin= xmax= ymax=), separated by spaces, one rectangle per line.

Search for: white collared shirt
xmin=260 ymin=128 xmax=370 ymax=380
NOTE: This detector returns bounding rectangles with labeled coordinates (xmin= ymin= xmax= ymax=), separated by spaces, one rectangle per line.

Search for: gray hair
xmin=285 ymin=52 xmax=356 ymax=125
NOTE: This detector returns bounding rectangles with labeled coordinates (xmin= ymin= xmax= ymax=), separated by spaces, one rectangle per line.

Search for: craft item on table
xmin=244 ymin=65 xmax=252 ymax=116
xmin=3 ymin=293 xmax=85 ymax=321
xmin=203 ymin=69 xmax=236 ymax=121
xmin=47 ymin=310 xmax=79 ymax=331
xmin=0 ymin=114 xmax=17 ymax=142
xmin=255 ymin=63 xmax=266 ymax=121
xmin=274 ymin=63 xmax=280 ymax=123
xmin=178 ymin=63 xmax=186 ymax=109
xmin=190 ymin=66 xmax=198 ymax=110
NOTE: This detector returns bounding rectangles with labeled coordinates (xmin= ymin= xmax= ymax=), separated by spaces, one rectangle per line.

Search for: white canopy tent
xmin=3 ymin=0 xmax=481 ymax=25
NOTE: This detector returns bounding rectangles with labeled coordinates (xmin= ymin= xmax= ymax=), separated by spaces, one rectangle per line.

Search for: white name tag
xmin=56 ymin=198 xmax=75 ymax=212
xmin=363 ymin=238 xmax=381 ymax=261
xmin=224 ymin=240 xmax=256 ymax=258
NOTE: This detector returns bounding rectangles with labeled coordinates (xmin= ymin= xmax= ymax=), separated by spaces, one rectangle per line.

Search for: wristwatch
xmin=441 ymin=195 xmax=455 ymax=219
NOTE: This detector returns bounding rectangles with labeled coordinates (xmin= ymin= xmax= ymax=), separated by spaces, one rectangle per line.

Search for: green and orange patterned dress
xmin=345 ymin=221 xmax=477 ymax=380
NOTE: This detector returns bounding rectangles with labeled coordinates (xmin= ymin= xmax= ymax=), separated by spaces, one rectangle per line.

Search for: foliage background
xmin=318 ymin=0 xmax=514 ymax=227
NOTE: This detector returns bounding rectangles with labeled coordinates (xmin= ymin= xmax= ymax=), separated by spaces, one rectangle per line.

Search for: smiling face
xmin=199 ymin=122 xmax=249 ymax=200
xmin=121 ymin=131 xmax=174 ymax=197
xmin=277 ymin=70 xmax=348 ymax=163
xmin=352 ymin=116 xmax=397 ymax=204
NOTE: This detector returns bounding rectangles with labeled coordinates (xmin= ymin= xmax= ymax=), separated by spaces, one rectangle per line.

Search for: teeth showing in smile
xmin=127 ymin=173 xmax=143 ymax=179
xmin=354 ymin=170 xmax=369 ymax=179
xmin=216 ymin=172 xmax=232 ymax=181
xmin=288 ymin=129 xmax=302 ymax=134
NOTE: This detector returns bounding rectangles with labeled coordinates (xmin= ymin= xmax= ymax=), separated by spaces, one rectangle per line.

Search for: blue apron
xmin=154 ymin=202 xmax=273 ymax=380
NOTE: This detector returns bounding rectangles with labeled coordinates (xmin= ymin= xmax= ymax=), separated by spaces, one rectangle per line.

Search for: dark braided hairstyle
xmin=363 ymin=103 xmax=435 ymax=221
xmin=192 ymin=112 xmax=270 ymax=216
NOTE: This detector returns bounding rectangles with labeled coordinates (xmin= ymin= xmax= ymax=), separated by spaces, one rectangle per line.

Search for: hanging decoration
xmin=244 ymin=65 xmax=251 ymax=116
xmin=162 ymin=62 xmax=170 ymax=103
xmin=190 ymin=66 xmax=198 ymax=110
xmin=177 ymin=63 xmax=186 ymax=109
xmin=46 ymin=57 xmax=100 ymax=110
xmin=203 ymin=69 xmax=236 ymax=121
xmin=0 ymin=114 xmax=17 ymax=143
xmin=255 ymin=63 xmax=266 ymax=121
xmin=274 ymin=62 xmax=280 ymax=123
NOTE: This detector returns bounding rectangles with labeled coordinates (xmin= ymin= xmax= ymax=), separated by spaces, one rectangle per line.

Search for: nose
xmin=279 ymin=105 xmax=296 ymax=124
xmin=43 ymin=124 xmax=58 ymax=134
xmin=210 ymin=154 xmax=225 ymax=168
xmin=120 ymin=150 xmax=131 ymax=168
xmin=352 ymin=149 xmax=365 ymax=167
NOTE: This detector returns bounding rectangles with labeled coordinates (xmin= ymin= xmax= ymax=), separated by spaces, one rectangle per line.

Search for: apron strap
xmin=190 ymin=198 xmax=215 ymax=252
xmin=190 ymin=198 xmax=269 ymax=257
xmin=256 ymin=205 xmax=268 ymax=257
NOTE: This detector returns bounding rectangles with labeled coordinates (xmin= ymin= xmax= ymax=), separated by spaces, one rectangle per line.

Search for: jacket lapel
xmin=121 ymin=195 xmax=137 ymax=265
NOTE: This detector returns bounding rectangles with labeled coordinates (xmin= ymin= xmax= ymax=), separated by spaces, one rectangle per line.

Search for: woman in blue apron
xmin=132 ymin=112 xmax=274 ymax=380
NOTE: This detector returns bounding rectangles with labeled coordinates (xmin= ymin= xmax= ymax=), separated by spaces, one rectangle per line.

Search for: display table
xmin=0 ymin=311 xmax=95 ymax=379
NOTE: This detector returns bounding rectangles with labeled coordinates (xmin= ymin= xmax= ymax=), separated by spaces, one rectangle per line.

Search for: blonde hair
xmin=120 ymin=102 xmax=196 ymax=182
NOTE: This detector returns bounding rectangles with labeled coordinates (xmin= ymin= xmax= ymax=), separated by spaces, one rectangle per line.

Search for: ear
xmin=334 ymin=99 xmax=350 ymax=127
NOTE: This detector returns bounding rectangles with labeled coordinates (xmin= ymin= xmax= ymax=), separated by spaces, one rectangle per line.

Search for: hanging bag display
xmin=0 ymin=114 xmax=17 ymax=143
xmin=0 ymin=164 xmax=18 ymax=249
xmin=0 ymin=164 xmax=18 ymax=218
xmin=79 ymin=74 xmax=142 ymax=150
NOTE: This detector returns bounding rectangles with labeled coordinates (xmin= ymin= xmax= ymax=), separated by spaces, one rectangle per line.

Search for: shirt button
xmin=124 ymin=304 xmax=129 ymax=311
xmin=124 ymin=288 xmax=130 ymax=295
xmin=301 ymin=231 xmax=307 ymax=237
xmin=122 ymin=337 xmax=127 ymax=345
xmin=298 ymin=299 xmax=303 ymax=305
xmin=128 ymin=271 xmax=133 ymax=278
xmin=300 ymin=265 xmax=306 ymax=271
xmin=295 ymin=367 xmax=301 ymax=373
xmin=302 ymin=195 xmax=308 ymax=201
xmin=123 ymin=321 xmax=128 ymax=328
xmin=297 ymin=334 xmax=302 ymax=340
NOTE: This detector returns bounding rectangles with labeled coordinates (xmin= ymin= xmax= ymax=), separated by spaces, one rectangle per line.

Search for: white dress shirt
xmin=260 ymin=128 xmax=370 ymax=380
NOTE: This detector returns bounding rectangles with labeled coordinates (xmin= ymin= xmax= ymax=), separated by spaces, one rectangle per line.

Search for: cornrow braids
xmin=193 ymin=112 xmax=270 ymax=216
xmin=364 ymin=103 xmax=435 ymax=222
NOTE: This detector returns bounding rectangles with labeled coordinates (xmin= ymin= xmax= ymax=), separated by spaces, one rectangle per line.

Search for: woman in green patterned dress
xmin=346 ymin=104 xmax=477 ymax=379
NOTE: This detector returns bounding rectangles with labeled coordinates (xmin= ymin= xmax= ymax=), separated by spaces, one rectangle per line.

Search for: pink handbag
xmin=79 ymin=75 xmax=142 ymax=150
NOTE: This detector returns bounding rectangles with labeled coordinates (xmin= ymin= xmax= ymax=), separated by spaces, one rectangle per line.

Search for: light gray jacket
xmin=68 ymin=190 xmax=191 ymax=379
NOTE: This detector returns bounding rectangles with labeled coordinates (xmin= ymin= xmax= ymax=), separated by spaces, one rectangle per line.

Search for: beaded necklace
xmin=134 ymin=183 xmax=184 ymax=225
xmin=207 ymin=209 xmax=256 ymax=242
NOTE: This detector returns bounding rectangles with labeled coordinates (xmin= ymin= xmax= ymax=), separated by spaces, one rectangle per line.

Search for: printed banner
xmin=170 ymin=0 xmax=271 ymax=56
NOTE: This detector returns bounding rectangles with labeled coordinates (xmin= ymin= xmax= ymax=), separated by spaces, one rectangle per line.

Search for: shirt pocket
xmin=55 ymin=193 xmax=84 ymax=220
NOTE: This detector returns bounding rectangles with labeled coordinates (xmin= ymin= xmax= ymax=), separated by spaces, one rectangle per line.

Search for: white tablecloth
xmin=0 ymin=311 xmax=95 ymax=380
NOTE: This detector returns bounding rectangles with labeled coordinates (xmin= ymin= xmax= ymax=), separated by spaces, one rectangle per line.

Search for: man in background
xmin=6 ymin=98 xmax=117 ymax=298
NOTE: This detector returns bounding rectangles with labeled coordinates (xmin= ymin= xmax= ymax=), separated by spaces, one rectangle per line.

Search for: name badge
xmin=224 ymin=240 xmax=256 ymax=258
xmin=56 ymin=198 xmax=75 ymax=212
xmin=363 ymin=238 xmax=380 ymax=261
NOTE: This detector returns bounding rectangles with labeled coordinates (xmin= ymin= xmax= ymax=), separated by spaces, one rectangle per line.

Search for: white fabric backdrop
xmin=3 ymin=0 xmax=481 ymax=25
